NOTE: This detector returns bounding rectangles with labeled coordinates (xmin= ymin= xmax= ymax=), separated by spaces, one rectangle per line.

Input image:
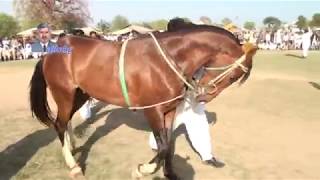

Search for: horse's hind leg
xmin=67 ymin=122 xmax=76 ymax=151
xmin=55 ymin=116 xmax=82 ymax=178
xmin=52 ymin=88 xmax=89 ymax=178
xmin=68 ymin=88 xmax=90 ymax=150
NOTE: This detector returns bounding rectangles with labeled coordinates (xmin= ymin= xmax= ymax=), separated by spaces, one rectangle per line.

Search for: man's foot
xmin=203 ymin=157 xmax=225 ymax=168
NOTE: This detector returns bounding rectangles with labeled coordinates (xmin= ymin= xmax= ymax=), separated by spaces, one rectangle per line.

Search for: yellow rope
xmin=207 ymin=55 xmax=247 ymax=86
xmin=128 ymin=93 xmax=184 ymax=110
xmin=148 ymin=32 xmax=195 ymax=90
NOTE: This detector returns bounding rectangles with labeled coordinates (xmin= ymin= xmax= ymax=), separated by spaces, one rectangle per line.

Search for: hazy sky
xmin=1 ymin=0 xmax=320 ymax=27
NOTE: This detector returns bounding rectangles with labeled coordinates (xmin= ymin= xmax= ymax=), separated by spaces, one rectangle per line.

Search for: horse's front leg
xmin=133 ymin=108 xmax=179 ymax=180
xmin=162 ymin=109 xmax=179 ymax=180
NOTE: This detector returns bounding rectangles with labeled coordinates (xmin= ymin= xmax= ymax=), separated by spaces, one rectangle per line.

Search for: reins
xmin=128 ymin=94 xmax=185 ymax=110
xmin=148 ymin=32 xmax=195 ymax=90
xmin=206 ymin=54 xmax=248 ymax=87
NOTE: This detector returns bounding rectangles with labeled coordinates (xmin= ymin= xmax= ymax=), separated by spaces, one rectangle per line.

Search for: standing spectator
xmin=288 ymin=32 xmax=294 ymax=50
xmin=275 ymin=29 xmax=282 ymax=49
xmin=302 ymin=27 xmax=312 ymax=58
xmin=0 ymin=37 xmax=3 ymax=48
xmin=24 ymin=39 xmax=32 ymax=59
xmin=2 ymin=37 xmax=9 ymax=49
xmin=265 ymin=31 xmax=271 ymax=49
xmin=72 ymin=29 xmax=85 ymax=37
xmin=89 ymin=31 xmax=100 ymax=39
xmin=283 ymin=32 xmax=289 ymax=50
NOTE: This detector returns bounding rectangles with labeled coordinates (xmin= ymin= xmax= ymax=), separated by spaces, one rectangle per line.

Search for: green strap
xmin=119 ymin=39 xmax=131 ymax=106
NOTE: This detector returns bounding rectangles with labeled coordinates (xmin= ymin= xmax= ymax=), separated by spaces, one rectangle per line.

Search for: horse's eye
xmin=229 ymin=77 xmax=237 ymax=83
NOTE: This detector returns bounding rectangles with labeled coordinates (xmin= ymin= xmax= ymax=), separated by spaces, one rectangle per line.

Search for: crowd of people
xmin=0 ymin=36 xmax=33 ymax=61
xmin=1 ymin=23 xmax=319 ymax=61
xmin=237 ymin=27 xmax=320 ymax=51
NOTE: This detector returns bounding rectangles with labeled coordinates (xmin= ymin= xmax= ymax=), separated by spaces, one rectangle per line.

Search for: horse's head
xmin=195 ymin=42 xmax=258 ymax=103
xmin=150 ymin=19 xmax=257 ymax=104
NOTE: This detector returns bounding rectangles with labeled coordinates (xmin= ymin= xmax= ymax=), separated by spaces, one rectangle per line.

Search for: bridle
xmin=148 ymin=32 xmax=249 ymax=97
xmin=196 ymin=54 xmax=249 ymax=95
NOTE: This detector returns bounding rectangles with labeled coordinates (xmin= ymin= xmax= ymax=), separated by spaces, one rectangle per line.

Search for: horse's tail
xmin=29 ymin=58 xmax=54 ymax=127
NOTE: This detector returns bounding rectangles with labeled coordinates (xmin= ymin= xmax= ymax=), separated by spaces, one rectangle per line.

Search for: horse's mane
xmin=166 ymin=18 xmax=241 ymax=45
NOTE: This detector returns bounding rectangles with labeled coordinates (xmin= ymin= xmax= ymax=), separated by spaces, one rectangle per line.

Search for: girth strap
xmin=119 ymin=39 xmax=131 ymax=106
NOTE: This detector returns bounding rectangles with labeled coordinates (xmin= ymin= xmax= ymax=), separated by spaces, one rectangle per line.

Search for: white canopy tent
xmin=80 ymin=27 xmax=103 ymax=36
xmin=17 ymin=28 xmax=64 ymax=37
xmin=17 ymin=28 xmax=37 ymax=36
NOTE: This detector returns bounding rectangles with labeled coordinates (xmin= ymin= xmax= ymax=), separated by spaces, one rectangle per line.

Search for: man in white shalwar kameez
xmin=302 ymin=27 xmax=312 ymax=58
xmin=148 ymin=92 xmax=225 ymax=168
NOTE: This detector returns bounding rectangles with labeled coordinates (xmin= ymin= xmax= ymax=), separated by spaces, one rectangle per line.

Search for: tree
xmin=243 ymin=21 xmax=255 ymax=30
xmin=199 ymin=16 xmax=212 ymax=25
xmin=110 ymin=15 xmax=129 ymax=31
xmin=13 ymin=0 xmax=91 ymax=30
xmin=96 ymin=19 xmax=110 ymax=34
xmin=147 ymin=19 xmax=168 ymax=30
xmin=221 ymin=18 xmax=232 ymax=26
xmin=0 ymin=13 xmax=19 ymax=37
xmin=310 ymin=13 xmax=320 ymax=27
xmin=296 ymin=15 xmax=308 ymax=29
xmin=263 ymin=16 xmax=281 ymax=30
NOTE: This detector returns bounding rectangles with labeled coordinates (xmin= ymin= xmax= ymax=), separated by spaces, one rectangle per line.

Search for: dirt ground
xmin=0 ymin=52 xmax=320 ymax=180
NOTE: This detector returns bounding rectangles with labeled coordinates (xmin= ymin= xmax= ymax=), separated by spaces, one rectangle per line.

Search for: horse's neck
xmin=166 ymin=39 xmax=215 ymax=79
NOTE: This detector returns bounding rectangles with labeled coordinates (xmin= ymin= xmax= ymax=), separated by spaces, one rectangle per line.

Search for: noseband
xmin=197 ymin=54 xmax=249 ymax=95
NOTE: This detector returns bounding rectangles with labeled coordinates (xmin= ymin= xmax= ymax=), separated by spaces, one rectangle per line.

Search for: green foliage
xmin=243 ymin=21 xmax=255 ymax=30
xmin=0 ymin=13 xmax=19 ymax=37
xmin=97 ymin=19 xmax=110 ymax=34
xmin=111 ymin=15 xmax=129 ymax=31
xmin=296 ymin=15 xmax=308 ymax=29
xmin=310 ymin=13 xmax=320 ymax=27
xmin=222 ymin=18 xmax=232 ymax=26
xmin=147 ymin=19 xmax=168 ymax=30
xmin=263 ymin=16 xmax=281 ymax=30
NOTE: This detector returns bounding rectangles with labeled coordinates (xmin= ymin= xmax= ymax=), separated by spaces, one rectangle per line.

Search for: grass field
xmin=0 ymin=50 xmax=319 ymax=180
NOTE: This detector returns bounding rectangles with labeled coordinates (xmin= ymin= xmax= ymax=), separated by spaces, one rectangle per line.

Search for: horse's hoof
xmin=139 ymin=163 xmax=157 ymax=174
xmin=131 ymin=163 xmax=157 ymax=179
xmin=69 ymin=165 xmax=84 ymax=179
xmin=131 ymin=167 xmax=143 ymax=179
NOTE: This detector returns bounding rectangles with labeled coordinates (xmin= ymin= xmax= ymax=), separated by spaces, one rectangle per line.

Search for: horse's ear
xmin=242 ymin=43 xmax=258 ymax=56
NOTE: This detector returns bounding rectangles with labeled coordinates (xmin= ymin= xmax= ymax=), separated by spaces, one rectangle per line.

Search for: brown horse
xmin=29 ymin=20 xmax=257 ymax=179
